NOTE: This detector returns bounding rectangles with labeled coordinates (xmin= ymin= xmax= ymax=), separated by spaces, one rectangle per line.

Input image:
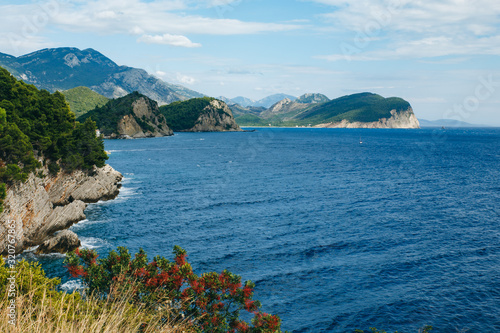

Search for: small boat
xmin=359 ymin=137 xmax=363 ymax=144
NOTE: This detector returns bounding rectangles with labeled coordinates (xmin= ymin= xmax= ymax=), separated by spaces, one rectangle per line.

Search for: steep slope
xmin=160 ymin=97 xmax=242 ymax=132
xmin=231 ymin=92 xmax=419 ymax=128
xmin=258 ymin=93 xmax=331 ymax=120
xmin=297 ymin=93 xmax=415 ymax=124
xmin=0 ymin=66 xmax=122 ymax=255
xmin=78 ymin=92 xmax=173 ymax=138
xmin=62 ymin=86 xmax=109 ymax=118
xmin=0 ymin=47 xmax=204 ymax=105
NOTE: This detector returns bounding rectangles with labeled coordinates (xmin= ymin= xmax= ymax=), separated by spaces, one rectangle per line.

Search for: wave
xmin=79 ymin=237 xmax=109 ymax=250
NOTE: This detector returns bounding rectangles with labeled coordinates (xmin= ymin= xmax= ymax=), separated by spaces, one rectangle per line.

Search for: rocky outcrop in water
xmin=35 ymin=230 xmax=81 ymax=255
xmin=78 ymin=92 xmax=174 ymax=139
xmin=189 ymin=100 xmax=242 ymax=132
xmin=0 ymin=165 xmax=122 ymax=255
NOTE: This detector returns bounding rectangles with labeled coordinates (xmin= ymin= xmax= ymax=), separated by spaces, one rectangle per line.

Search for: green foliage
xmin=234 ymin=114 xmax=268 ymax=126
xmin=0 ymin=257 xmax=193 ymax=332
xmin=0 ymin=183 xmax=5 ymax=214
xmin=0 ymin=66 xmax=109 ymax=212
xmin=65 ymin=246 xmax=284 ymax=332
xmin=62 ymin=86 xmax=109 ymax=118
xmin=77 ymin=91 xmax=160 ymax=136
xmin=160 ymin=97 xmax=219 ymax=131
xmin=296 ymin=93 xmax=411 ymax=123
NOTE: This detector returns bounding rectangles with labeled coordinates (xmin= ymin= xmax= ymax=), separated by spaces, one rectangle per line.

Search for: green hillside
xmin=159 ymin=97 xmax=217 ymax=131
xmin=78 ymin=91 xmax=163 ymax=136
xmin=0 ymin=66 xmax=108 ymax=212
xmin=297 ymin=93 xmax=411 ymax=123
xmin=62 ymin=86 xmax=109 ymax=118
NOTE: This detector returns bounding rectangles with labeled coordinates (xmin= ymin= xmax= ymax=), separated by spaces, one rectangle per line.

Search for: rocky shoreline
xmin=0 ymin=164 xmax=122 ymax=255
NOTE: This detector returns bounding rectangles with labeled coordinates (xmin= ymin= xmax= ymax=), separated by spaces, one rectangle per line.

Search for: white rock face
xmin=0 ymin=165 xmax=122 ymax=254
xmin=314 ymin=108 xmax=420 ymax=129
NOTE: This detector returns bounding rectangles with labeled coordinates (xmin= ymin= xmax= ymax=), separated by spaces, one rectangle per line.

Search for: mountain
xmin=0 ymin=47 xmax=204 ymax=105
xmin=252 ymin=94 xmax=297 ymax=108
xmin=418 ymin=119 xmax=489 ymax=128
xmin=299 ymin=93 xmax=419 ymax=128
xmin=78 ymin=92 xmax=173 ymax=138
xmin=234 ymin=92 xmax=419 ymax=128
xmin=295 ymin=93 xmax=330 ymax=104
xmin=231 ymin=96 xmax=256 ymax=107
xmin=160 ymin=97 xmax=241 ymax=132
xmin=260 ymin=93 xmax=331 ymax=119
xmin=62 ymin=86 xmax=109 ymax=118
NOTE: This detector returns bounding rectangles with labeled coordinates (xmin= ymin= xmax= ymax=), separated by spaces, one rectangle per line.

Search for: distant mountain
xmin=231 ymin=96 xmax=256 ymax=107
xmin=0 ymin=47 xmax=204 ymax=105
xmin=260 ymin=93 xmax=331 ymax=119
xmin=295 ymin=93 xmax=330 ymax=104
xmin=296 ymin=93 xmax=419 ymax=128
xmin=62 ymin=86 xmax=109 ymax=118
xmin=78 ymin=91 xmax=173 ymax=138
xmin=252 ymin=94 xmax=297 ymax=108
xmin=418 ymin=119 xmax=489 ymax=128
xmin=235 ymin=92 xmax=420 ymax=129
xmin=159 ymin=97 xmax=241 ymax=132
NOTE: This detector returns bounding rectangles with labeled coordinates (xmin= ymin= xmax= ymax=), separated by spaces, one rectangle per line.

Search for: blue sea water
xmin=32 ymin=128 xmax=499 ymax=332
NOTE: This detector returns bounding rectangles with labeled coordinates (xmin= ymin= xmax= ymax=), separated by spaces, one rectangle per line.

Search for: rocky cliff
xmin=188 ymin=100 xmax=242 ymax=132
xmin=160 ymin=98 xmax=242 ymax=132
xmin=314 ymin=108 xmax=420 ymax=129
xmin=78 ymin=92 xmax=174 ymax=139
xmin=0 ymin=165 xmax=122 ymax=255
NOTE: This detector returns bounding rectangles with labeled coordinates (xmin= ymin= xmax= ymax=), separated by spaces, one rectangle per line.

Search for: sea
xmin=28 ymin=127 xmax=500 ymax=332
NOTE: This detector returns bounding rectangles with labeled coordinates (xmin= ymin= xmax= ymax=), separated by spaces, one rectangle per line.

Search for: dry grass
xmin=0 ymin=260 xmax=195 ymax=333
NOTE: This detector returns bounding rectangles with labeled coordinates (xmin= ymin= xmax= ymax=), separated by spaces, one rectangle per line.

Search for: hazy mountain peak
xmin=0 ymin=47 xmax=204 ymax=105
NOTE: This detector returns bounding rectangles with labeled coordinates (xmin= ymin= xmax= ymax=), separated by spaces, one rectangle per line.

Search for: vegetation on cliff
xmin=296 ymin=93 xmax=411 ymax=123
xmin=62 ymin=86 xmax=109 ymax=118
xmin=233 ymin=92 xmax=413 ymax=127
xmin=0 ymin=66 xmax=108 ymax=212
xmin=159 ymin=97 xmax=217 ymax=131
xmin=77 ymin=91 xmax=170 ymax=137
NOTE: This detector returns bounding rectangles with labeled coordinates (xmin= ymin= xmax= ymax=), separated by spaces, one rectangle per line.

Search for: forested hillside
xmin=0 ymin=67 xmax=108 ymax=212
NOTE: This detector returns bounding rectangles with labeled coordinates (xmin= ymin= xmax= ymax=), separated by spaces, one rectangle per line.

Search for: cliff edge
xmin=0 ymin=165 xmax=122 ymax=255
xmin=314 ymin=107 xmax=420 ymax=129
xmin=160 ymin=97 xmax=242 ymax=132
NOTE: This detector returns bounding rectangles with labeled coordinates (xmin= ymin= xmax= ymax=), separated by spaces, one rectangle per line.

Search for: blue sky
xmin=1 ymin=0 xmax=500 ymax=125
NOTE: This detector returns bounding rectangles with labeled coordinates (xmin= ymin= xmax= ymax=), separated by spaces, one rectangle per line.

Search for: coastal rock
xmin=188 ymin=100 xmax=242 ymax=132
xmin=314 ymin=108 xmax=420 ymax=129
xmin=35 ymin=230 xmax=81 ymax=255
xmin=0 ymin=165 xmax=122 ymax=255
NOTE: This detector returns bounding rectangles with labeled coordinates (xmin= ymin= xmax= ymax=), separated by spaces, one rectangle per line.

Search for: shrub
xmin=65 ymin=246 xmax=284 ymax=333
xmin=0 ymin=257 xmax=193 ymax=332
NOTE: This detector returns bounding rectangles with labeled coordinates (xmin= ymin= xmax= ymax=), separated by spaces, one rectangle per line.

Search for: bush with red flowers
xmin=64 ymin=246 xmax=283 ymax=332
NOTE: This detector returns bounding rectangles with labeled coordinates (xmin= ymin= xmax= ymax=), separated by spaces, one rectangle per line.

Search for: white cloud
xmin=309 ymin=0 xmax=500 ymax=60
xmin=138 ymin=34 xmax=201 ymax=48
xmin=49 ymin=0 xmax=300 ymax=35
xmin=176 ymin=73 xmax=197 ymax=85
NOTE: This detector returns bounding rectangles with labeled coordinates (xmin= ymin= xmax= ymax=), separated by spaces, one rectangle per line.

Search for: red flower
xmin=243 ymin=286 xmax=253 ymax=298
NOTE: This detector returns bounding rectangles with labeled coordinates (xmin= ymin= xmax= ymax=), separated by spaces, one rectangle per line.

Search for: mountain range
xmin=0 ymin=47 xmax=420 ymax=129
xmin=218 ymin=93 xmax=298 ymax=109
xmin=0 ymin=47 xmax=204 ymax=105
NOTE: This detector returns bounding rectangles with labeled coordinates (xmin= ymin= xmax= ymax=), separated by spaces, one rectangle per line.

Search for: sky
xmin=1 ymin=0 xmax=500 ymax=125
